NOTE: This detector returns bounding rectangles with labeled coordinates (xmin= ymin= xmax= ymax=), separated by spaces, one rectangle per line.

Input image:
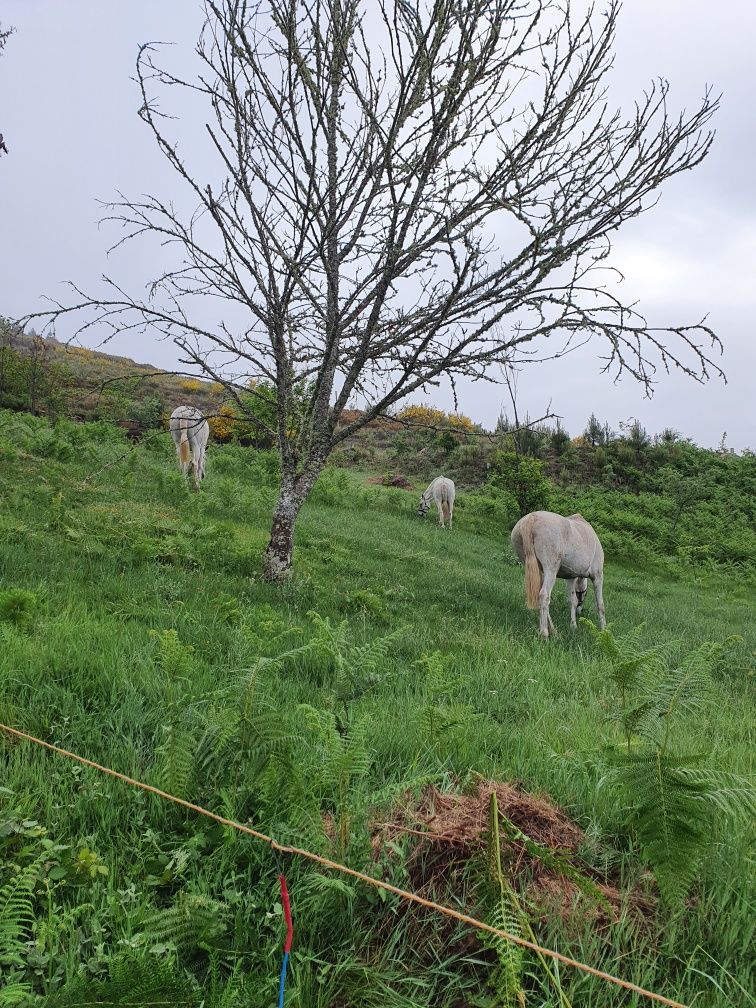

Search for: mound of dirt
xmin=372 ymin=780 xmax=652 ymax=927
xmin=366 ymin=474 xmax=414 ymax=489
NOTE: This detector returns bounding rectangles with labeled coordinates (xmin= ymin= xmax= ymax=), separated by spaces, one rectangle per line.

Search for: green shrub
xmin=489 ymin=451 xmax=554 ymax=516
xmin=310 ymin=466 xmax=353 ymax=505
xmin=0 ymin=589 xmax=38 ymax=631
xmin=461 ymin=486 xmax=520 ymax=535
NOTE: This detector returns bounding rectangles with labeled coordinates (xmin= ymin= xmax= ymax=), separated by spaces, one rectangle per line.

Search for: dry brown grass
xmin=372 ymin=779 xmax=654 ymax=928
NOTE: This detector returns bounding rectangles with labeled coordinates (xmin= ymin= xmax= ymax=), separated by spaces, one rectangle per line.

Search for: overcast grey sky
xmin=1 ymin=1 xmax=754 ymax=449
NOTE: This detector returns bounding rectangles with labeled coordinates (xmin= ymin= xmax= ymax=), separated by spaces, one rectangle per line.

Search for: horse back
xmin=561 ymin=516 xmax=603 ymax=574
xmin=512 ymin=511 xmax=603 ymax=576
xmin=432 ymin=476 xmax=454 ymax=503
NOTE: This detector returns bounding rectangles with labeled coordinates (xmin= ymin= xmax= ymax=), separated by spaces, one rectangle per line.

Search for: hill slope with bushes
xmin=2 ymin=320 xmax=754 ymax=580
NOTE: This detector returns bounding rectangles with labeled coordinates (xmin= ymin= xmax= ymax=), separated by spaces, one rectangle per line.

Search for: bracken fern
xmin=0 ymin=858 xmax=38 ymax=967
xmin=150 ymin=629 xmax=198 ymax=797
xmin=138 ymin=892 xmax=227 ymax=954
xmin=0 ymin=859 xmax=39 ymax=1006
xmin=43 ymin=952 xmax=202 ymax=1007
xmin=485 ymin=792 xmax=526 ymax=1008
xmin=591 ymin=624 xmax=756 ymax=905
xmin=306 ymin=609 xmax=405 ymax=700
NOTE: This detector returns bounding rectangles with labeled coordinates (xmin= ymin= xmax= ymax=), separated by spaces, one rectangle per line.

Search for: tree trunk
xmin=262 ymin=463 xmax=323 ymax=580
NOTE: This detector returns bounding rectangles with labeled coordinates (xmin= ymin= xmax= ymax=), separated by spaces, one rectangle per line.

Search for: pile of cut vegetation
xmin=367 ymin=473 xmax=415 ymax=489
xmin=373 ymin=779 xmax=653 ymax=928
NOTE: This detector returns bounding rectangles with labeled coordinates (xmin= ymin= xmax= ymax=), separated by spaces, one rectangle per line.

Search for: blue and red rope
xmin=277 ymin=874 xmax=293 ymax=1008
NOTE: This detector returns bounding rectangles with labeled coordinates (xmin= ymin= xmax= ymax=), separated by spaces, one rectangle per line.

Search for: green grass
xmin=0 ymin=409 xmax=753 ymax=1007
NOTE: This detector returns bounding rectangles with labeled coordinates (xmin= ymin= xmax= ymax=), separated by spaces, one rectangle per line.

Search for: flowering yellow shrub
xmin=396 ymin=403 xmax=475 ymax=431
xmin=396 ymin=404 xmax=448 ymax=426
xmin=448 ymin=412 xmax=475 ymax=432
xmin=208 ymin=403 xmax=238 ymax=441
xmin=181 ymin=378 xmax=204 ymax=393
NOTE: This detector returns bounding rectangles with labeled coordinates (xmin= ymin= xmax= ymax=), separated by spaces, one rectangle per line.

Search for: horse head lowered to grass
xmin=417 ymin=476 xmax=456 ymax=528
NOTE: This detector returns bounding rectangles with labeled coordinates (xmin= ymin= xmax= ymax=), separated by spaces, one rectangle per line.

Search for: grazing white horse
xmin=169 ymin=405 xmax=210 ymax=488
xmin=418 ymin=476 xmax=456 ymax=528
xmin=511 ymin=510 xmax=606 ymax=639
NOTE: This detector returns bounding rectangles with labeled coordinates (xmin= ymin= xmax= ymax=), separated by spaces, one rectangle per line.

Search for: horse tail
xmin=522 ymin=516 xmax=541 ymax=610
xmin=178 ymin=418 xmax=191 ymax=464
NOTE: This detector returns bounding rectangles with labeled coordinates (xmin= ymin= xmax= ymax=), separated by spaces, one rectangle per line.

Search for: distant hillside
xmin=2 ymin=319 xmax=754 ymax=531
xmin=0 ymin=321 xmax=402 ymax=444
xmin=0 ymin=322 xmax=226 ymax=435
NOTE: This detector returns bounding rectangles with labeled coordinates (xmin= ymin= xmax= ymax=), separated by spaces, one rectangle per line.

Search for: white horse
xmin=418 ymin=476 xmax=456 ymax=528
xmin=169 ymin=405 xmax=210 ymax=488
xmin=511 ymin=510 xmax=606 ymax=639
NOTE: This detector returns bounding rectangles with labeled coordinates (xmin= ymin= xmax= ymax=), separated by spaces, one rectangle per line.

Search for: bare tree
xmin=497 ymin=360 xmax=552 ymax=458
xmin=28 ymin=0 xmax=722 ymax=578
xmin=0 ymin=23 xmax=13 ymax=156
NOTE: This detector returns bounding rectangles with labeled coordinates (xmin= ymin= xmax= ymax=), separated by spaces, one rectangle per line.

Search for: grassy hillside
xmin=0 ymin=324 xmax=227 ymax=431
xmin=0 ymin=409 xmax=754 ymax=1007
xmin=3 ymin=324 xmax=755 ymax=582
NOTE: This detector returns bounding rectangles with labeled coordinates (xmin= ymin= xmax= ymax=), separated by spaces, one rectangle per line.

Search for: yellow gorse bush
xmin=396 ymin=403 xmax=475 ymax=432
xmin=208 ymin=403 xmax=238 ymax=441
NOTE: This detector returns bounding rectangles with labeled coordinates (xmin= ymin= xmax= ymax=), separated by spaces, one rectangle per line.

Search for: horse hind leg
xmin=592 ymin=572 xmax=606 ymax=629
xmin=567 ymin=578 xmax=578 ymax=628
xmin=538 ymin=568 xmax=558 ymax=639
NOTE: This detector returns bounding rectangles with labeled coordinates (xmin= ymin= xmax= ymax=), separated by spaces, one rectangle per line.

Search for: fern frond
xmin=0 ymin=859 xmax=38 ymax=967
xmin=678 ymin=768 xmax=756 ymax=821
xmin=486 ymin=792 xmax=526 ymax=1007
xmin=297 ymin=704 xmax=373 ymax=828
xmin=0 ymin=981 xmax=33 ymax=1007
xmin=642 ymin=648 xmax=714 ymax=727
xmin=307 ymin=610 xmax=350 ymax=676
xmin=140 ymin=892 xmax=227 ymax=953
xmin=302 ymin=610 xmax=403 ymax=698
xmin=497 ymin=812 xmax=611 ymax=913
xmin=303 ymin=872 xmax=357 ymax=902
xmin=150 ymin=627 xmax=194 ymax=680
xmin=44 ymin=952 xmax=201 ymax=1007
xmin=238 ymin=694 xmax=295 ymax=760
xmin=367 ymin=774 xmax=436 ymax=811
xmin=584 ymin=620 xmax=670 ymax=693
xmin=298 ymin=702 xmax=337 ymax=743
xmin=349 ymin=624 xmax=406 ymax=678
xmin=603 ymin=750 xmax=713 ymax=903
xmin=487 ymin=900 xmax=526 ymax=1008
xmin=193 ymin=706 xmax=241 ymax=780
xmin=194 ymin=669 xmax=296 ymax=793
xmin=153 ymin=722 xmax=196 ymax=797
xmin=421 ymin=701 xmax=482 ymax=741
xmin=487 ymin=795 xmax=573 ymax=1008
